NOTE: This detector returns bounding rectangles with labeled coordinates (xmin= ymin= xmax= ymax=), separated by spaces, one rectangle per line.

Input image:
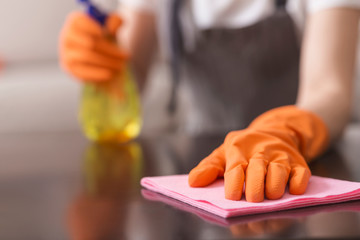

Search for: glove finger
xmin=223 ymin=142 xmax=248 ymax=200
xmin=63 ymin=29 xmax=95 ymax=49
xmin=188 ymin=145 xmax=225 ymax=187
xmin=245 ymin=153 xmax=268 ymax=202
xmin=224 ymin=164 xmax=245 ymax=200
xmin=67 ymin=63 xmax=115 ymax=82
xmin=105 ymin=13 xmax=123 ymax=36
xmin=289 ymin=165 xmax=311 ymax=195
xmin=63 ymin=32 xmax=128 ymax=60
xmin=265 ymin=154 xmax=291 ymax=200
xmin=94 ymin=39 xmax=129 ymax=59
xmin=70 ymin=11 xmax=103 ymax=37
xmin=65 ymin=47 xmax=123 ymax=71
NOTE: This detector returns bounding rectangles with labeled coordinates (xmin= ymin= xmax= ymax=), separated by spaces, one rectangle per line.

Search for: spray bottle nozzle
xmin=77 ymin=0 xmax=107 ymax=26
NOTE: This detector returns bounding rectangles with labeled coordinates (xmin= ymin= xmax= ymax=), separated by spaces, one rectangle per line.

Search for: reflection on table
xmin=1 ymin=126 xmax=360 ymax=239
xmin=67 ymin=142 xmax=143 ymax=240
xmin=142 ymin=189 xmax=360 ymax=238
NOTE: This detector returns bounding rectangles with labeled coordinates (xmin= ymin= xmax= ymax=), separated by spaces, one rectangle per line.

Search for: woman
xmin=59 ymin=0 xmax=360 ymax=202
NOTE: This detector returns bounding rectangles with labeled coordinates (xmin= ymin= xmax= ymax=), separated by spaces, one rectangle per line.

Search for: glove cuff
xmin=248 ymin=105 xmax=329 ymax=161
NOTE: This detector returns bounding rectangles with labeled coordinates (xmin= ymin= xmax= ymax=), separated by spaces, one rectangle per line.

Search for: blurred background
xmin=0 ymin=0 xmax=360 ymax=133
xmin=0 ymin=0 xmax=177 ymax=136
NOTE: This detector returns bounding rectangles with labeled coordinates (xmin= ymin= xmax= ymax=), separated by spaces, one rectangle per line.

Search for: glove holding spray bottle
xmin=60 ymin=0 xmax=142 ymax=143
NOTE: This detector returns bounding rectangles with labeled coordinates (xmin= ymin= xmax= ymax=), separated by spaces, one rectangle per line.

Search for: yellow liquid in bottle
xmin=79 ymin=67 xmax=142 ymax=143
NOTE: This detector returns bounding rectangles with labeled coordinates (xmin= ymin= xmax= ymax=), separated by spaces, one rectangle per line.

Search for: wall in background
xmin=0 ymin=0 xmax=77 ymax=63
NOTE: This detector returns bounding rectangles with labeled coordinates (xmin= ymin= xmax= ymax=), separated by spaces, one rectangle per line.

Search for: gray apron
xmin=171 ymin=0 xmax=299 ymax=134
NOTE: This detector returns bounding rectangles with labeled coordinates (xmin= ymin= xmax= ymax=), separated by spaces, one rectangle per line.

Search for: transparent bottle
xmin=79 ymin=67 xmax=142 ymax=143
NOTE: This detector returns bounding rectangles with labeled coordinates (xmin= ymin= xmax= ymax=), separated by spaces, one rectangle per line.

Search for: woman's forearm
xmin=296 ymin=8 xmax=360 ymax=141
xmin=116 ymin=5 xmax=158 ymax=92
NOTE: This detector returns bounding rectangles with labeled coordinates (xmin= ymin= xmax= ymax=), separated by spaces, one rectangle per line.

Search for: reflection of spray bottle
xmin=77 ymin=0 xmax=142 ymax=143
xmin=84 ymin=142 xmax=143 ymax=195
xmin=67 ymin=142 xmax=143 ymax=239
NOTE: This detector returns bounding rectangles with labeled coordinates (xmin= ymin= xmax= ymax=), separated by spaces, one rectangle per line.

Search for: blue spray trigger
xmin=77 ymin=0 xmax=108 ymax=26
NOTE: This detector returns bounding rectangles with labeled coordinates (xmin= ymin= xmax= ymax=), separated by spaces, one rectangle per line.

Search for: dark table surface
xmin=1 ymin=124 xmax=360 ymax=240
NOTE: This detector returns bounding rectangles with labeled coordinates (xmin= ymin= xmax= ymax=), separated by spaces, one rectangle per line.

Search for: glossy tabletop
xmin=1 ymin=124 xmax=360 ymax=239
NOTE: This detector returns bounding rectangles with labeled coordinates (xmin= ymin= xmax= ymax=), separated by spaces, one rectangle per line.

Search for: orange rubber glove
xmin=59 ymin=11 xmax=128 ymax=82
xmin=188 ymin=106 xmax=329 ymax=202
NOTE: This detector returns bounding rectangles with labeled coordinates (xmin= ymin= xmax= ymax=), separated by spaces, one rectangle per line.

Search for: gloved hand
xmin=59 ymin=11 xmax=128 ymax=82
xmin=188 ymin=106 xmax=329 ymax=202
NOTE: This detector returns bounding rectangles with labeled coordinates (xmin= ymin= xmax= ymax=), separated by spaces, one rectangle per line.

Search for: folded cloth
xmin=141 ymin=175 xmax=360 ymax=218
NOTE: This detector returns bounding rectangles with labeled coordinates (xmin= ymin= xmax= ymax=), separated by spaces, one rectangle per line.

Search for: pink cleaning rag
xmin=141 ymin=175 xmax=360 ymax=218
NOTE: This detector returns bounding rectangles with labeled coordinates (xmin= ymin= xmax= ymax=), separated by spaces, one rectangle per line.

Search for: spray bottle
xmin=78 ymin=0 xmax=142 ymax=143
